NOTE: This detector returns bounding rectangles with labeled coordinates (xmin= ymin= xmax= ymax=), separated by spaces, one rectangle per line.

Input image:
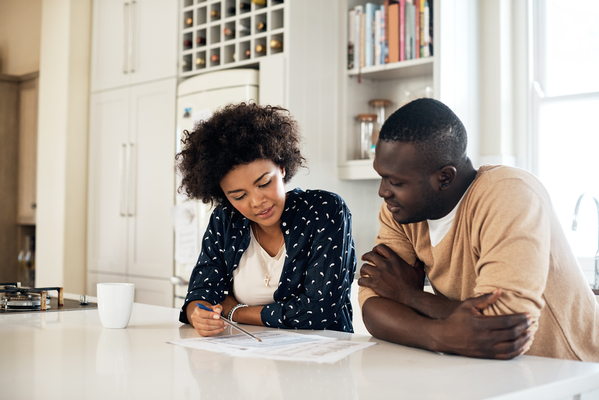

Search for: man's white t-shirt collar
xmin=427 ymin=185 xmax=471 ymax=247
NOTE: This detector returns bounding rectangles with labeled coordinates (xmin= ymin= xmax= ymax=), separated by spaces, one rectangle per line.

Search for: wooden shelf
xmin=347 ymin=57 xmax=434 ymax=81
xmin=338 ymin=159 xmax=381 ymax=181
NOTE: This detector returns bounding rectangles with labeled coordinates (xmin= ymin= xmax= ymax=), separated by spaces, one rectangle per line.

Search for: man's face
xmin=373 ymin=140 xmax=446 ymax=224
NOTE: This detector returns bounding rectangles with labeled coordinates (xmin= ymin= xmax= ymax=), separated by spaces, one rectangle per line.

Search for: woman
xmin=176 ymin=102 xmax=356 ymax=336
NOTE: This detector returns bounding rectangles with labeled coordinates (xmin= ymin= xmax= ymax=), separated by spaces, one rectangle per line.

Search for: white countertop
xmin=2 ymin=301 xmax=599 ymax=400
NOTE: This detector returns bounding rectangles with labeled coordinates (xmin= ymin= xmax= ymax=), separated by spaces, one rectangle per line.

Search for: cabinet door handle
xmin=129 ymin=0 xmax=137 ymax=73
xmin=127 ymin=143 xmax=136 ymax=217
xmin=123 ymin=2 xmax=130 ymax=74
xmin=119 ymin=143 xmax=128 ymax=216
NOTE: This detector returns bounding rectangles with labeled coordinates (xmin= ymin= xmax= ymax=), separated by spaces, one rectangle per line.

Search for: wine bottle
xmin=255 ymin=44 xmax=266 ymax=54
xmin=238 ymin=24 xmax=250 ymax=35
xmin=223 ymin=27 xmax=235 ymax=37
xmin=251 ymin=0 xmax=266 ymax=5
xmin=195 ymin=57 xmax=206 ymax=66
xmin=211 ymin=54 xmax=220 ymax=63
xmin=185 ymin=17 xmax=193 ymax=26
xmin=196 ymin=36 xmax=206 ymax=46
xmin=227 ymin=6 xmax=236 ymax=15
xmin=183 ymin=39 xmax=192 ymax=48
xmin=245 ymin=49 xmax=251 ymax=57
xmin=210 ymin=9 xmax=220 ymax=19
xmin=240 ymin=2 xmax=251 ymax=11
xmin=256 ymin=21 xmax=267 ymax=32
xmin=270 ymin=39 xmax=283 ymax=49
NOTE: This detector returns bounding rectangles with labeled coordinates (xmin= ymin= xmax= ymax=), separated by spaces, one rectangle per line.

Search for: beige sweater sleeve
xmin=358 ymin=202 xmax=420 ymax=309
xmin=468 ymin=176 xmax=551 ymax=350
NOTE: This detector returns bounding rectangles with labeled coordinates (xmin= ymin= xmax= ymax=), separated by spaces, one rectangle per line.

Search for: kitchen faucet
xmin=571 ymin=193 xmax=599 ymax=289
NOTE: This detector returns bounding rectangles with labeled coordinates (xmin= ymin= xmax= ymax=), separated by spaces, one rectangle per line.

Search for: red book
xmin=399 ymin=0 xmax=405 ymax=61
xmin=388 ymin=2 xmax=399 ymax=63
xmin=415 ymin=0 xmax=420 ymax=58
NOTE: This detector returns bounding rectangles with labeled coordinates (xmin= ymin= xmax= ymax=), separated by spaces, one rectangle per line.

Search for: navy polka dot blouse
xmin=179 ymin=188 xmax=357 ymax=332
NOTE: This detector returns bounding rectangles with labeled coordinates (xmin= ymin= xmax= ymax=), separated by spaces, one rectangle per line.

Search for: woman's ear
xmin=281 ymin=166 xmax=286 ymax=178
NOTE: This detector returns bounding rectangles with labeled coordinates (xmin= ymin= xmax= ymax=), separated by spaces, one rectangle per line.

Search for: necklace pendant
xmin=264 ymin=278 xmax=270 ymax=287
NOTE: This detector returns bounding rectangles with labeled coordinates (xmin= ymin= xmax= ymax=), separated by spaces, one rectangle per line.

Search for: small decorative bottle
xmin=368 ymin=99 xmax=391 ymax=159
xmin=356 ymin=114 xmax=377 ymax=160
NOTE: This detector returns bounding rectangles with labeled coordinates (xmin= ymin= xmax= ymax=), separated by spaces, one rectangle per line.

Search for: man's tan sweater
xmin=359 ymin=165 xmax=599 ymax=361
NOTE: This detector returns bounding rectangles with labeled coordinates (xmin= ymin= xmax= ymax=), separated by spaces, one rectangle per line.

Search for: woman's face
xmin=220 ymin=159 xmax=287 ymax=229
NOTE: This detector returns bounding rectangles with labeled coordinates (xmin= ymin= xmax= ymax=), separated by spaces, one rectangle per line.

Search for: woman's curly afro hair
xmin=176 ymin=102 xmax=306 ymax=206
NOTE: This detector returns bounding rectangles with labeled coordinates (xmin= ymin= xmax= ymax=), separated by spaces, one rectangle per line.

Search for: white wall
xmin=478 ymin=0 xmax=529 ymax=168
xmin=0 ymin=0 xmax=42 ymax=75
xmin=286 ymin=0 xmax=383 ymax=265
xmin=35 ymin=0 xmax=91 ymax=293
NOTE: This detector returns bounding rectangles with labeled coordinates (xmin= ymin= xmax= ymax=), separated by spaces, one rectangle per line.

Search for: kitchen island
xmin=1 ymin=300 xmax=599 ymax=400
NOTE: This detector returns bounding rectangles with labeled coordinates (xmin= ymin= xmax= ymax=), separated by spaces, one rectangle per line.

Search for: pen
xmin=195 ymin=302 xmax=262 ymax=342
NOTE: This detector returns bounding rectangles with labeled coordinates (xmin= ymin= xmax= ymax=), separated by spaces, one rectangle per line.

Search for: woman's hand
xmin=187 ymin=301 xmax=227 ymax=337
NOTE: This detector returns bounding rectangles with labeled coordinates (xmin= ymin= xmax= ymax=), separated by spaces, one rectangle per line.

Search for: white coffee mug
xmin=97 ymin=283 xmax=135 ymax=329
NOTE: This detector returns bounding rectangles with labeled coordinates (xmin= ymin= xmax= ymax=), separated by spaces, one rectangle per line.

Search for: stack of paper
xmin=169 ymin=331 xmax=375 ymax=364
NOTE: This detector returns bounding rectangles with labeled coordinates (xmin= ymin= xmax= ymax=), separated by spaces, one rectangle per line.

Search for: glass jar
xmin=356 ymin=114 xmax=377 ymax=159
xmin=368 ymin=99 xmax=391 ymax=159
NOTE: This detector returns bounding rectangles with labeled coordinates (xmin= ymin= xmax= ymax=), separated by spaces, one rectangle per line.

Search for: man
xmin=358 ymin=98 xmax=599 ymax=361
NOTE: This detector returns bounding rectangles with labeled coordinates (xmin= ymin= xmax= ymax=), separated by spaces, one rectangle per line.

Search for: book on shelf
xmin=399 ymin=0 xmax=405 ymax=61
xmin=405 ymin=1 xmax=412 ymax=60
xmin=422 ymin=1 xmax=430 ymax=57
xmin=365 ymin=3 xmax=375 ymax=67
xmin=348 ymin=8 xmax=356 ymax=69
xmin=388 ymin=2 xmax=399 ymax=63
xmin=353 ymin=5 xmax=363 ymax=70
xmin=347 ymin=0 xmax=432 ymax=71
xmin=379 ymin=4 xmax=386 ymax=65
xmin=374 ymin=8 xmax=381 ymax=66
xmin=360 ymin=11 xmax=366 ymax=68
xmin=383 ymin=0 xmax=394 ymax=64
xmin=427 ymin=0 xmax=433 ymax=57
xmin=414 ymin=0 xmax=420 ymax=59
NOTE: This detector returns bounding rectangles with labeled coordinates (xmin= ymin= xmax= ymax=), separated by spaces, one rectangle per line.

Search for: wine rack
xmin=180 ymin=0 xmax=286 ymax=77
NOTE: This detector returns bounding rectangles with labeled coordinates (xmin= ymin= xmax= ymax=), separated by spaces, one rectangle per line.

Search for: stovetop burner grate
xmin=0 ymin=282 xmax=63 ymax=311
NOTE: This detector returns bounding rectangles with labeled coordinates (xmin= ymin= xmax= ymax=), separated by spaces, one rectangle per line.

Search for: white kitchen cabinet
xmin=90 ymin=0 xmax=178 ymax=92
xmin=127 ymin=275 xmax=174 ymax=307
xmin=87 ymin=78 xmax=176 ymax=305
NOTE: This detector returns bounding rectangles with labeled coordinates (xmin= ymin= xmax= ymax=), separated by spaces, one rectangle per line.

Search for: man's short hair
xmin=379 ymin=98 xmax=468 ymax=173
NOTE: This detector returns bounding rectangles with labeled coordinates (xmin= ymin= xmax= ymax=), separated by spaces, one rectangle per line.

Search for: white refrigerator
xmin=172 ymin=69 xmax=259 ymax=308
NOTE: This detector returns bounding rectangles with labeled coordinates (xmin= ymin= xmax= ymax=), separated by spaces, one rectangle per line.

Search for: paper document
xmin=169 ymin=331 xmax=375 ymax=364
xmin=170 ymin=203 xmax=200 ymax=265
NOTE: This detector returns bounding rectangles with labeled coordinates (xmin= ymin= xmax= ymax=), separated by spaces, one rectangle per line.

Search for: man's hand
xmin=359 ymin=244 xmax=425 ymax=304
xmin=433 ymin=288 xmax=531 ymax=359
xmin=361 ymin=289 xmax=531 ymax=360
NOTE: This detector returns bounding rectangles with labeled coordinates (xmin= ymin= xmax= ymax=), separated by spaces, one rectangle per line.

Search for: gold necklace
xmin=253 ymin=225 xmax=284 ymax=287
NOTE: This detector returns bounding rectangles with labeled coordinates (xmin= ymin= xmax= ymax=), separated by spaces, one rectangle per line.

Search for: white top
xmin=427 ymin=185 xmax=470 ymax=247
xmin=232 ymin=228 xmax=286 ymax=305
xmin=2 ymin=299 xmax=599 ymax=400
xmin=427 ymin=199 xmax=461 ymax=247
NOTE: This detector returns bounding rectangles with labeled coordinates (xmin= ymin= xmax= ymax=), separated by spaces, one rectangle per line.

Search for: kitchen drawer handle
xmin=123 ymin=2 xmax=130 ymax=74
xmin=129 ymin=0 xmax=137 ymax=73
xmin=119 ymin=143 xmax=128 ymax=216
xmin=127 ymin=143 xmax=136 ymax=217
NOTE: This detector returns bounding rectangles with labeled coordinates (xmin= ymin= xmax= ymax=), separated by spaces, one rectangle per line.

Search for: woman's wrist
xmin=228 ymin=303 xmax=248 ymax=322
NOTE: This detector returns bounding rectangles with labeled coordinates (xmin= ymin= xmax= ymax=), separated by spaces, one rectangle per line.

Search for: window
xmin=530 ymin=0 xmax=599 ymax=284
